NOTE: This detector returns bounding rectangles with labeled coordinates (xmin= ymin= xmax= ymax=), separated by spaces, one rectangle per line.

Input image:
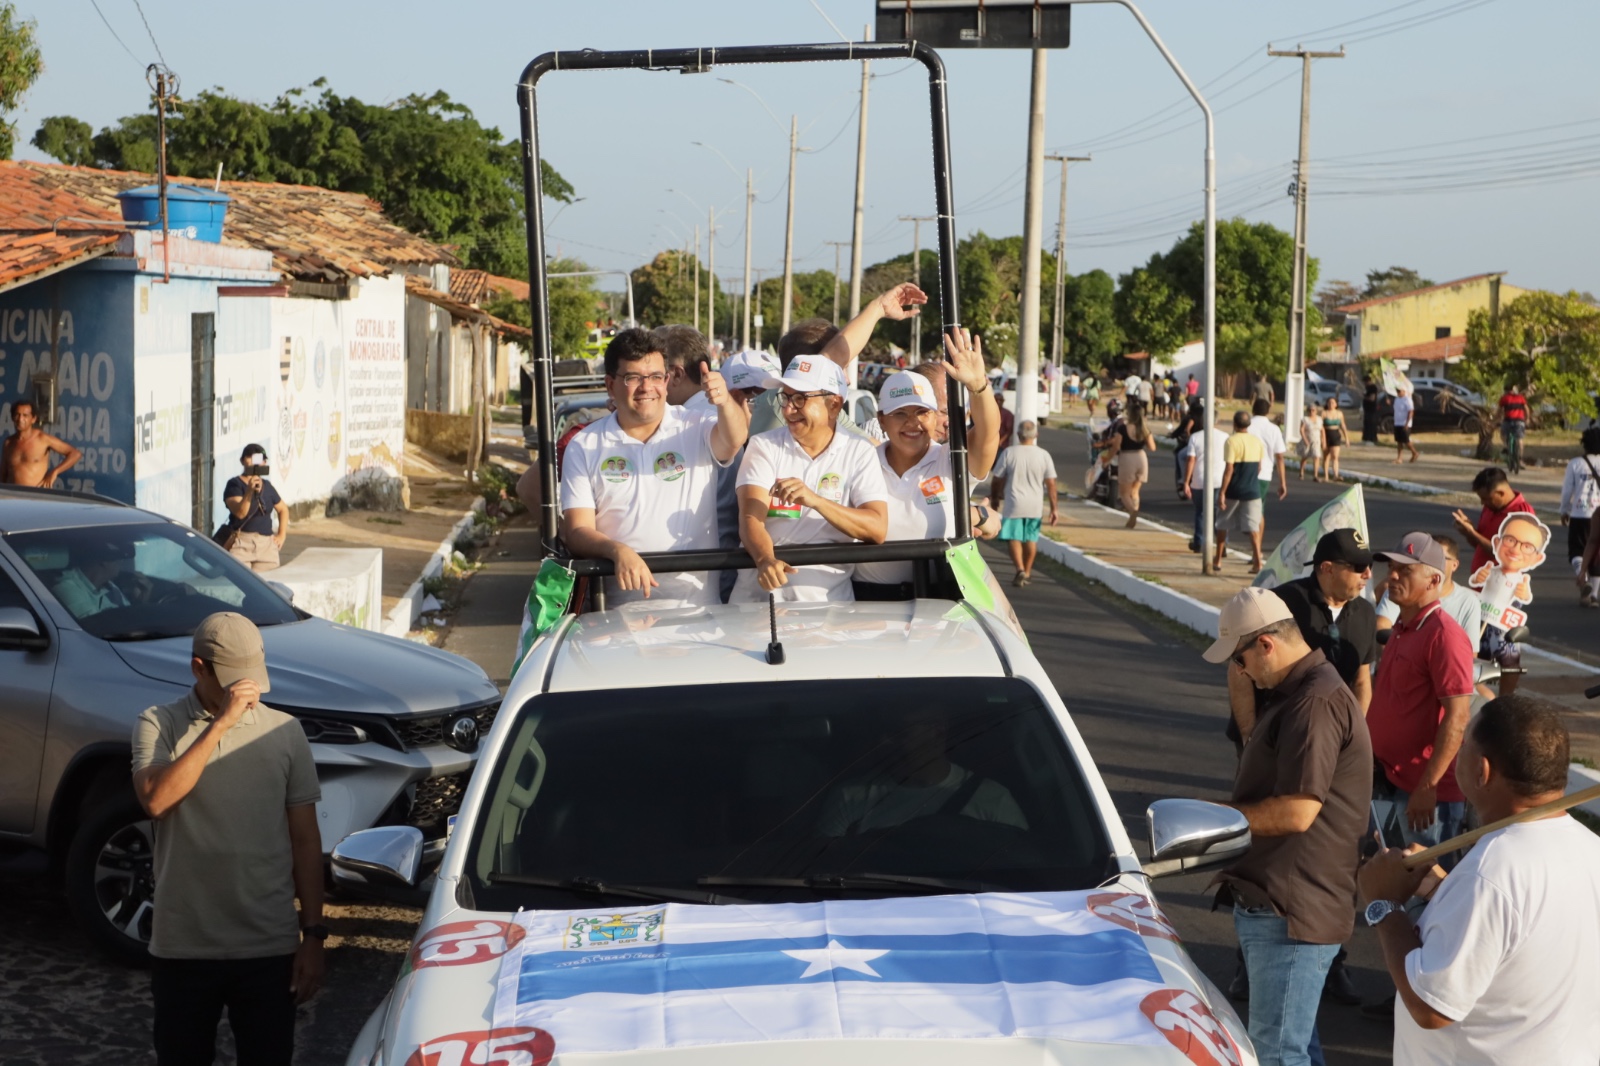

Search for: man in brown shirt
xmin=1203 ymin=587 xmax=1373 ymax=1066
xmin=132 ymin=613 xmax=324 ymax=1066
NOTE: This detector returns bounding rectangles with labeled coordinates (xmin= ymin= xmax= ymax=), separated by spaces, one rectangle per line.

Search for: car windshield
xmin=6 ymin=522 xmax=300 ymax=640
xmin=464 ymin=678 xmax=1114 ymax=910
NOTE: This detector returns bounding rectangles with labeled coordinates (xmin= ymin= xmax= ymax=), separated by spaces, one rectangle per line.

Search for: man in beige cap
xmin=1204 ymin=587 xmax=1372 ymax=1066
xmin=131 ymin=612 xmax=323 ymax=1066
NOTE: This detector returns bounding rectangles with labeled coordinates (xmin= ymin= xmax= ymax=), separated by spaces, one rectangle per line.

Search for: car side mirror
xmin=332 ymin=826 xmax=425 ymax=891
xmin=0 ymin=607 xmax=48 ymax=650
xmin=1142 ymin=798 xmax=1251 ymax=879
xmin=1503 ymin=625 xmax=1530 ymax=644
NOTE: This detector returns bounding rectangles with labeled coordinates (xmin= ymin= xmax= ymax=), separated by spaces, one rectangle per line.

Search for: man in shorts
xmin=989 ymin=420 xmax=1058 ymax=588
xmin=1215 ymin=410 xmax=1267 ymax=573
xmin=1393 ymin=386 xmax=1418 ymax=463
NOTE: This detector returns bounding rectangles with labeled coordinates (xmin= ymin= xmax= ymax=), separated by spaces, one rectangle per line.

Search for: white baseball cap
xmin=1202 ymin=586 xmax=1294 ymax=664
xmin=878 ymin=371 xmax=939 ymax=414
xmin=719 ymin=349 xmax=781 ymax=392
xmin=779 ymin=356 xmax=848 ymax=398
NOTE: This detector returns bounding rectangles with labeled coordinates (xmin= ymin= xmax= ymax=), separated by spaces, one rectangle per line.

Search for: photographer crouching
xmin=222 ymin=444 xmax=290 ymax=571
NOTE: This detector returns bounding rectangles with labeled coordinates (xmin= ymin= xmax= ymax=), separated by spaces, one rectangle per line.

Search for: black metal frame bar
xmin=518 ymin=41 xmax=971 ymax=569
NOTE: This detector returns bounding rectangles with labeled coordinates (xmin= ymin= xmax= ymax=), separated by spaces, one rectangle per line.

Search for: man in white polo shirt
xmin=561 ymin=327 xmax=748 ymax=606
xmin=853 ymin=328 xmax=1000 ymax=598
xmin=735 ymin=356 xmax=888 ymax=601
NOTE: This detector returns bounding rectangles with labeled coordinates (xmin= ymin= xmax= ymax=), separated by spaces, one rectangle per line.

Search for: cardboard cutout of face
xmin=1469 ymin=512 xmax=1550 ymax=632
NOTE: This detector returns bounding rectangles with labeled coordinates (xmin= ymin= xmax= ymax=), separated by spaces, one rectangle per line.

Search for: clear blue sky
xmin=16 ymin=0 xmax=1600 ymax=296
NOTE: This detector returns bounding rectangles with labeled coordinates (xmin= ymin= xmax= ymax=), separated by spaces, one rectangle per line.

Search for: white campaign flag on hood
xmin=490 ymin=889 xmax=1246 ymax=1061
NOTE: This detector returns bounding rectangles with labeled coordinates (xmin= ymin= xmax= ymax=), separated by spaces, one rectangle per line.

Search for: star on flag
xmin=781 ymin=940 xmax=890 ymax=979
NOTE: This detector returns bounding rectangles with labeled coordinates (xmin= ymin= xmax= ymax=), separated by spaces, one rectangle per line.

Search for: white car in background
xmin=336 ymin=599 xmax=1257 ymax=1066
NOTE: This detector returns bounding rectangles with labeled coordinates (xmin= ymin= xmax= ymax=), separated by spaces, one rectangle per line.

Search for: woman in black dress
xmin=1361 ymin=376 xmax=1380 ymax=444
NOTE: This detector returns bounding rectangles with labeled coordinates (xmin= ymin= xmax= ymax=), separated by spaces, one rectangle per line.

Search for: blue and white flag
xmin=491 ymin=890 xmax=1243 ymax=1060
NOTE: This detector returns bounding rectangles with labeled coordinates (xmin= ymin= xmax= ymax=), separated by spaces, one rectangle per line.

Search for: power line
xmin=89 ymin=0 xmax=143 ymax=66
xmin=130 ymin=0 xmax=167 ymax=67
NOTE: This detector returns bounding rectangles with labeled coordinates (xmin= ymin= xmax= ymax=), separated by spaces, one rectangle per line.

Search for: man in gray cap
xmin=1204 ymin=587 xmax=1372 ymax=1066
xmin=132 ymin=612 xmax=323 ymax=1066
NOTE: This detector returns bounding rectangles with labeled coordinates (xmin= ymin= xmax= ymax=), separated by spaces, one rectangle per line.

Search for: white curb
xmin=1287 ymin=457 xmax=1450 ymax=497
xmin=1035 ymin=534 xmax=1222 ymax=636
xmin=1567 ymin=763 xmax=1600 ymax=819
xmin=383 ymin=498 xmax=486 ymax=638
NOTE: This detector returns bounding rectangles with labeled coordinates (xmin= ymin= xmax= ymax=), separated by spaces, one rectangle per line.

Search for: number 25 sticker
xmin=1140 ymin=989 xmax=1242 ymax=1066
xmin=404 ymin=1027 xmax=554 ymax=1066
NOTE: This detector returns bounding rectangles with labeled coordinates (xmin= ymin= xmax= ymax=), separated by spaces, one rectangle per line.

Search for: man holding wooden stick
xmin=1358 ymin=696 xmax=1600 ymax=1064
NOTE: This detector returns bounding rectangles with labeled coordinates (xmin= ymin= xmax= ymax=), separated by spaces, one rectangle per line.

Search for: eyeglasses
xmin=1230 ymin=637 xmax=1261 ymax=668
xmin=1498 ymin=533 xmax=1539 ymax=553
xmin=615 ymin=372 xmax=668 ymax=388
xmin=779 ymin=390 xmax=832 ymax=409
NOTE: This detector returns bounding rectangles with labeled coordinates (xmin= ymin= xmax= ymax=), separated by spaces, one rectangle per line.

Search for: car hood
xmin=110 ymin=618 xmax=497 ymax=717
xmin=375 ymin=884 xmax=1254 ymax=1066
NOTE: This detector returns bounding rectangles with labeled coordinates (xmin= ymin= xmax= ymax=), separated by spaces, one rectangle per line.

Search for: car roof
xmin=0 ymin=486 xmax=159 ymax=535
xmin=540 ymin=599 xmax=1008 ymax=693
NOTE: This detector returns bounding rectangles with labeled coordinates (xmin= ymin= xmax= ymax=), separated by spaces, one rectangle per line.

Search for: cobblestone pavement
xmin=0 ymin=870 xmax=419 ymax=1066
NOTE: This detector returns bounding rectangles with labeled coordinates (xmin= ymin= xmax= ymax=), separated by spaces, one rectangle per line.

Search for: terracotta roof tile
xmin=485 ymin=273 xmax=530 ymax=303
xmin=0 ymin=168 xmax=124 ymax=289
xmin=405 ymin=275 xmax=530 ymax=339
xmin=1368 ymin=335 xmax=1467 ymax=362
xmin=449 ymin=268 xmax=489 ymax=306
xmin=1335 ymin=273 xmax=1505 ymax=314
xmin=1 ymin=161 xmax=453 ymax=285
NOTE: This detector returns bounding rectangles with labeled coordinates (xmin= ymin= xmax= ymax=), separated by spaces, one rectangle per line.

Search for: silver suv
xmin=0 ymin=486 xmax=500 ymax=964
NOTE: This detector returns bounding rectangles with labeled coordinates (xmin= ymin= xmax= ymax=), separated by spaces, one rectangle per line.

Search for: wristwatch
xmin=1363 ymin=899 xmax=1402 ymax=927
xmin=301 ymin=923 xmax=331 ymax=941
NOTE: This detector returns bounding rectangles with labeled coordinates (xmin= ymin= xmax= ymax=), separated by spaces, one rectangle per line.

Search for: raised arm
xmin=942 ymin=328 xmax=999 ymax=480
xmin=133 ymin=681 xmax=258 ymax=819
xmin=700 ymin=360 xmax=750 ymax=464
xmin=820 ymin=283 xmax=928 ymax=368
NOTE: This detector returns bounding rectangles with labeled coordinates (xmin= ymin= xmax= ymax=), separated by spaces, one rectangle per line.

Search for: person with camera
xmin=222 ymin=444 xmax=289 ymax=572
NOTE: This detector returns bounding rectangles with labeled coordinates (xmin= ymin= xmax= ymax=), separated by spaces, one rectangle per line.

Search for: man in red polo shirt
xmin=1368 ymin=532 xmax=1476 ymax=857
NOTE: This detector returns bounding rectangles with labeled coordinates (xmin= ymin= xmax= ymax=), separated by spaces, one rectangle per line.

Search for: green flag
xmin=945 ymin=540 xmax=1027 ymax=644
xmin=511 ymin=558 xmax=576 ymax=677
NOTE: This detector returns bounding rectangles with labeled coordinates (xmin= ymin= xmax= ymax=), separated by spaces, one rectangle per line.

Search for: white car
xmin=336 ymin=600 xmax=1257 ymax=1066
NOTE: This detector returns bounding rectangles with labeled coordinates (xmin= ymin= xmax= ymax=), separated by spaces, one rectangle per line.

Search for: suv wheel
xmin=1378 ymin=415 xmax=1395 ymax=435
xmin=1461 ymin=414 xmax=1484 ymax=436
xmin=65 ymin=788 xmax=155 ymax=966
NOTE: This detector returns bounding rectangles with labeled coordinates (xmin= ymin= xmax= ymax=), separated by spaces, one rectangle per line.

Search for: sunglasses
xmin=1230 ymin=636 xmax=1261 ymax=668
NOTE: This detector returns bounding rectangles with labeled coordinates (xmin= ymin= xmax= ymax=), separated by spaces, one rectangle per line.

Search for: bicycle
xmin=1500 ymin=422 xmax=1525 ymax=474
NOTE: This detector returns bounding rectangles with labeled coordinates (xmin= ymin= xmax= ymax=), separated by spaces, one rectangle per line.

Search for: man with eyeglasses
xmin=1204 ymin=587 xmax=1372 ymax=1066
xmin=1367 ymin=532 xmax=1476 ymax=856
xmin=733 ymin=357 xmax=888 ymax=601
xmin=1225 ymin=528 xmax=1376 ymax=1008
xmin=560 ymin=327 xmax=749 ymax=606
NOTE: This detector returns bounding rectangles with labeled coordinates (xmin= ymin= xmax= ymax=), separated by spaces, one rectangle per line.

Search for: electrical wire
xmin=88 ymin=0 xmax=143 ymax=66
xmin=129 ymin=0 xmax=167 ymax=67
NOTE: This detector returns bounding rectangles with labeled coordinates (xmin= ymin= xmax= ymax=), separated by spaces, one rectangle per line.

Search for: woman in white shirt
xmin=852 ymin=329 xmax=1001 ymax=599
xmin=1559 ymin=425 xmax=1600 ymax=606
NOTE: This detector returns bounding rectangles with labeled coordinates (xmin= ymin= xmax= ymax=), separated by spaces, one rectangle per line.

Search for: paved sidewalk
xmin=1040 ymin=496 xmax=1600 ymax=761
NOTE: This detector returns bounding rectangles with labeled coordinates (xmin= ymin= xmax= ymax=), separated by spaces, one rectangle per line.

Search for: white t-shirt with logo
xmin=1248 ymin=415 xmax=1286 ymax=486
xmin=1394 ymin=816 xmax=1600 ymax=1066
xmin=559 ymin=406 xmax=730 ymax=607
xmin=731 ymin=426 xmax=889 ymax=602
xmin=855 ymin=442 xmax=956 ymax=586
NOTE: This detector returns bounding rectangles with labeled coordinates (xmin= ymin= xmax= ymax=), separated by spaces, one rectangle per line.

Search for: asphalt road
xmin=989 ymin=542 xmax=1393 ymax=1065
xmin=1036 ymin=425 xmax=1598 ymax=665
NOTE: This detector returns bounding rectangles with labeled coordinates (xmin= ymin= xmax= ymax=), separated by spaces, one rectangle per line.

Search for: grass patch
xmin=1574 ymin=756 xmax=1598 ymax=770
xmin=366 ymin=516 xmax=402 ymax=525
xmin=1134 ymin=572 xmax=1170 ymax=588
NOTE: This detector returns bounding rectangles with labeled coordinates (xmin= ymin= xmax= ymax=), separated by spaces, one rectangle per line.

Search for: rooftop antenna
xmin=765 ymin=593 xmax=785 ymax=665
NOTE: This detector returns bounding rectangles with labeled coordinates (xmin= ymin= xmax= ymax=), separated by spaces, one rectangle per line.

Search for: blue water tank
xmin=117 ymin=183 xmax=231 ymax=242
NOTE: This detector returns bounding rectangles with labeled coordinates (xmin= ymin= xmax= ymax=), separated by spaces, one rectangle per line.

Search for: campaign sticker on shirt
xmin=601 ymin=456 xmax=632 ymax=483
xmin=816 ymin=472 xmax=844 ymax=504
xmin=404 ymin=1028 xmax=554 ymax=1066
xmin=1087 ymin=891 xmax=1181 ymax=941
xmin=653 ymin=451 xmax=687 ymax=482
xmin=919 ymin=475 xmax=949 ymax=506
xmin=1140 ymin=989 xmax=1243 ymax=1066
xmin=411 ymin=919 xmax=526 ymax=969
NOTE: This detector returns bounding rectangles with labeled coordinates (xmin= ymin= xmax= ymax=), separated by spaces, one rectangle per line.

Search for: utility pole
xmin=742 ymin=167 xmax=754 ymax=351
xmin=707 ymin=208 xmax=717 ymax=342
xmin=825 ymin=241 xmax=849 ymax=325
xmin=692 ymin=224 xmax=700 ymax=337
xmin=847 ymin=23 xmax=871 ymax=320
xmin=1044 ymin=155 xmax=1090 ymax=400
xmin=781 ymin=114 xmax=798 ymax=336
xmin=753 ymin=269 xmax=765 ymax=349
xmin=898 ymin=215 xmax=935 ymax=363
xmin=1016 ymin=47 xmax=1048 ymax=437
xmin=1269 ymin=45 xmax=1344 ymax=444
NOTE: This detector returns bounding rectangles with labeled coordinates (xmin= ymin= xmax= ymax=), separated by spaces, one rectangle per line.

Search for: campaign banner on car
xmin=1252 ymin=484 xmax=1370 ymax=590
xmin=489 ymin=890 xmax=1244 ymax=1063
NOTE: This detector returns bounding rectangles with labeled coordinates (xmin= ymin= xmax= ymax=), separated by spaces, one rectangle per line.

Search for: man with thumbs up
xmin=560 ymin=328 xmax=749 ymax=607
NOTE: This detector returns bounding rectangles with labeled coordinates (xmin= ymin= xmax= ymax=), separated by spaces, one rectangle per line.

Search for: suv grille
xmin=392 ymin=703 xmax=499 ymax=749
xmin=408 ymin=771 xmax=470 ymax=829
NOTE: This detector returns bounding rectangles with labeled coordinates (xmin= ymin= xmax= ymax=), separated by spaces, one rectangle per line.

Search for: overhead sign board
xmin=875 ymin=0 xmax=1072 ymax=49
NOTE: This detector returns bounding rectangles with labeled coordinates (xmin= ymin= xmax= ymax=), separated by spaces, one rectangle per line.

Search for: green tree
xmin=483 ymin=258 xmax=601 ymax=359
xmin=1363 ymin=266 xmax=1433 ymax=300
xmin=31 ymin=114 xmax=94 ymax=165
xmin=1217 ymin=320 xmax=1291 ymax=378
xmin=1114 ymin=266 xmax=1192 ymax=359
xmin=632 ymin=250 xmax=710 ymax=331
xmin=0 ymin=3 xmax=41 ymax=159
xmin=1459 ymin=290 xmax=1600 ymax=455
xmin=1059 ymin=269 xmax=1121 ymax=372
xmin=30 ymin=82 xmax=574 ymax=279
